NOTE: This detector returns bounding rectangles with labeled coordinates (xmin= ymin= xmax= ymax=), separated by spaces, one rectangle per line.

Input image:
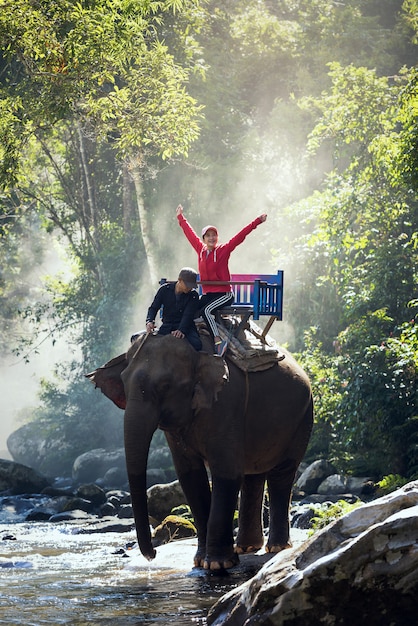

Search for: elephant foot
xmin=265 ymin=541 xmax=292 ymax=553
xmin=234 ymin=543 xmax=263 ymax=554
xmin=193 ymin=545 xmax=240 ymax=570
xmin=203 ymin=553 xmax=239 ymax=571
xmin=193 ymin=547 xmax=206 ymax=568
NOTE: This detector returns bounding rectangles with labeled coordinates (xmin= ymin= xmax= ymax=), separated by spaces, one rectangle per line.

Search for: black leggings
xmin=199 ymin=292 xmax=234 ymax=338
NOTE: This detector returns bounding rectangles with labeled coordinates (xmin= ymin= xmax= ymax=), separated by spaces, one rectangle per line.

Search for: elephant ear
xmin=85 ymin=353 xmax=128 ymax=410
xmin=192 ymin=354 xmax=229 ymax=411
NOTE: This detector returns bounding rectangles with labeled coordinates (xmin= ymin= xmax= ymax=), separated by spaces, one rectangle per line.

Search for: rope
xmin=132 ymin=331 xmax=151 ymax=360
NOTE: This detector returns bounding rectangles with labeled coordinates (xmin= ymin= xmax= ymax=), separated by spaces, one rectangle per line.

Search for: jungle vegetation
xmin=0 ymin=0 xmax=417 ymax=480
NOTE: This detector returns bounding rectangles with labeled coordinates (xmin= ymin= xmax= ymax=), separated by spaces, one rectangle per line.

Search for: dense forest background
xmin=0 ymin=0 xmax=417 ymax=481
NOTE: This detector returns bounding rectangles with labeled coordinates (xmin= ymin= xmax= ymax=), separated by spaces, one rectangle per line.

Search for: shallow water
xmin=0 ymin=520 xmax=296 ymax=625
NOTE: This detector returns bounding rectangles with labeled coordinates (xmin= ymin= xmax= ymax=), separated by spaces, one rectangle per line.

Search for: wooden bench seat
xmin=160 ymin=271 xmax=283 ymax=341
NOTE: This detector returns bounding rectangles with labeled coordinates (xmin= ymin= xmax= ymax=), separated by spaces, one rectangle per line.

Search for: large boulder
xmin=0 ymin=459 xmax=51 ymax=494
xmin=7 ymin=423 xmax=75 ymax=477
xmin=147 ymin=480 xmax=187 ymax=524
xmin=295 ymin=459 xmax=336 ymax=495
xmin=208 ymin=481 xmax=418 ymax=625
xmin=72 ymin=448 xmax=127 ymax=484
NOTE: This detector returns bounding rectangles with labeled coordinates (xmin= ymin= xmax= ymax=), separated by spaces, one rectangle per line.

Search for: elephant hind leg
xmin=265 ymin=458 xmax=298 ymax=551
xmin=235 ymin=474 xmax=266 ymax=554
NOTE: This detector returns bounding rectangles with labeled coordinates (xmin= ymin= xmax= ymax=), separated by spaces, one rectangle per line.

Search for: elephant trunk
xmin=128 ymin=471 xmax=156 ymax=561
xmin=124 ymin=403 xmax=158 ymax=561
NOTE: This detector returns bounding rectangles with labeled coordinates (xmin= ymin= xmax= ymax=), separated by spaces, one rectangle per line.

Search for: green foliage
xmin=0 ymin=0 xmax=204 ymax=183
xmin=308 ymin=499 xmax=363 ymax=535
xmin=376 ymin=473 xmax=410 ymax=495
xmin=171 ymin=504 xmax=194 ymax=522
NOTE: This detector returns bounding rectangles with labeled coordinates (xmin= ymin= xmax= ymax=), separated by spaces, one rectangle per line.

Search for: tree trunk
xmin=77 ymin=123 xmax=99 ymax=239
xmin=122 ymin=162 xmax=135 ymax=234
xmin=128 ymin=155 xmax=159 ymax=286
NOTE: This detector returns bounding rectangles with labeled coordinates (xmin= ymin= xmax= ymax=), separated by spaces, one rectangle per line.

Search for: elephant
xmin=87 ymin=331 xmax=313 ymax=571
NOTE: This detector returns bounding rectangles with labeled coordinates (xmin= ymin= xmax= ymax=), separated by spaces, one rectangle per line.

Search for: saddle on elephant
xmin=197 ymin=316 xmax=285 ymax=373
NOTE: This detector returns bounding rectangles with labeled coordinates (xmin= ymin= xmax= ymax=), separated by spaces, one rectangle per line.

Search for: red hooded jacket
xmin=177 ymin=214 xmax=263 ymax=294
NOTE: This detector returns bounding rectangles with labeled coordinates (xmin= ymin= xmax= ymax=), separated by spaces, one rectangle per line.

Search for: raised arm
xmin=176 ymin=205 xmax=203 ymax=254
xmin=226 ymin=214 xmax=267 ymax=252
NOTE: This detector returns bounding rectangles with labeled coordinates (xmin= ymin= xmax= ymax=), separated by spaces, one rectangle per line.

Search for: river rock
xmin=102 ymin=466 xmax=129 ymax=489
xmin=317 ymin=473 xmax=348 ymax=494
xmin=72 ymin=448 xmax=126 ymax=484
xmin=316 ymin=474 xmax=376 ymax=497
xmin=77 ymin=483 xmax=107 ymax=506
xmin=207 ymin=481 xmax=418 ymax=625
xmin=7 ymin=423 xmax=75 ymax=477
xmin=49 ymin=509 xmax=96 ymax=523
xmin=152 ymin=514 xmax=197 ymax=546
xmin=294 ymin=459 xmax=336 ymax=495
xmin=0 ymin=459 xmax=51 ymax=495
xmin=148 ymin=445 xmax=176 ymax=482
xmin=147 ymin=480 xmax=186 ymax=523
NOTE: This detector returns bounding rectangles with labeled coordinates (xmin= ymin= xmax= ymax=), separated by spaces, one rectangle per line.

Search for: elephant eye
xmin=157 ymin=377 xmax=171 ymax=393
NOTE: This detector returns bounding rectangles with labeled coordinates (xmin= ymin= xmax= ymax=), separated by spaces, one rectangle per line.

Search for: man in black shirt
xmin=145 ymin=267 xmax=202 ymax=351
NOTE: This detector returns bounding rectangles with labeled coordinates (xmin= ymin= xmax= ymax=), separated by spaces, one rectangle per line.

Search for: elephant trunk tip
xmin=145 ymin=548 xmax=157 ymax=561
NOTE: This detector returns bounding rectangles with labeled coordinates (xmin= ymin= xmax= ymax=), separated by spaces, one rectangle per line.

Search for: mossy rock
xmin=152 ymin=514 xmax=197 ymax=546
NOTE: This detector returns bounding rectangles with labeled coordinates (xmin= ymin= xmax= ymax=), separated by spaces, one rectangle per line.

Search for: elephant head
xmin=87 ymin=333 xmax=228 ymax=560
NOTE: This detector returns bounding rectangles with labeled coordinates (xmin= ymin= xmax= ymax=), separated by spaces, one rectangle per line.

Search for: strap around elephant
xmin=132 ymin=331 xmax=150 ymax=359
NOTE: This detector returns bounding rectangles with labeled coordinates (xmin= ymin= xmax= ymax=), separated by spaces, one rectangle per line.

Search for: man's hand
xmin=176 ymin=204 xmax=184 ymax=217
xmin=146 ymin=321 xmax=155 ymax=333
xmin=171 ymin=329 xmax=185 ymax=339
xmin=259 ymin=213 xmax=267 ymax=223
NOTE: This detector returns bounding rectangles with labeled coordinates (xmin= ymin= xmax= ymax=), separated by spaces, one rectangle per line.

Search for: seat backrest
xmin=229 ymin=272 xmax=282 ymax=305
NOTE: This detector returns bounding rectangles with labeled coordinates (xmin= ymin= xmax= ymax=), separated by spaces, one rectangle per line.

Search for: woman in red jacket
xmin=176 ymin=204 xmax=267 ymax=355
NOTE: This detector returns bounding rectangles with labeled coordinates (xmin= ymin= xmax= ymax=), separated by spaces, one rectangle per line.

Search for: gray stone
xmin=146 ymin=468 xmax=168 ymax=488
xmin=25 ymin=509 xmax=52 ymax=522
xmin=317 ymin=473 xmax=348 ymax=494
xmin=7 ymin=424 xmax=75 ymax=477
xmin=76 ymin=483 xmax=107 ymax=506
xmin=346 ymin=476 xmax=376 ymax=495
xmin=24 ymin=496 xmax=77 ymax=521
xmin=61 ymin=497 xmax=95 ymax=513
xmin=0 ymin=459 xmax=51 ymax=495
xmin=207 ymin=481 xmax=418 ymax=625
xmin=76 ymin=518 xmax=135 ymax=534
xmin=100 ymin=502 xmax=117 ymax=517
xmin=295 ymin=459 xmax=336 ymax=495
xmin=147 ymin=480 xmax=186 ymax=523
xmin=102 ymin=466 xmax=128 ymax=489
xmin=72 ymin=448 xmax=126 ymax=484
xmin=49 ymin=509 xmax=96 ymax=523
xmin=117 ymin=504 xmax=134 ymax=519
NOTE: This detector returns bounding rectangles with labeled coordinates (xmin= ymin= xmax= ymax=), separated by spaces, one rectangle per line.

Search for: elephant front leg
xmin=204 ymin=475 xmax=241 ymax=570
xmin=176 ymin=465 xmax=211 ymax=568
xmin=166 ymin=434 xmax=212 ymax=568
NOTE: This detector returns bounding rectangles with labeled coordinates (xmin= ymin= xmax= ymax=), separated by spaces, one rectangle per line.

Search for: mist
xmin=0 ymin=239 xmax=75 ymax=458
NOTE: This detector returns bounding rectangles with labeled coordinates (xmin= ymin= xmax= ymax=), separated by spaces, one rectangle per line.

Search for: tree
xmin=0 ymin=0 xmax=205 ymax=461
xmin=293 ymin=59 xmax=418 ymax=476
xmin=0 ymin=0 xmax=204 ymax=284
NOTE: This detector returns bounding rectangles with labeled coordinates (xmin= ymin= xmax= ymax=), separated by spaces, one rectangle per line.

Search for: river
xmin=0 ymin=518 xmax=309 ymax=625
